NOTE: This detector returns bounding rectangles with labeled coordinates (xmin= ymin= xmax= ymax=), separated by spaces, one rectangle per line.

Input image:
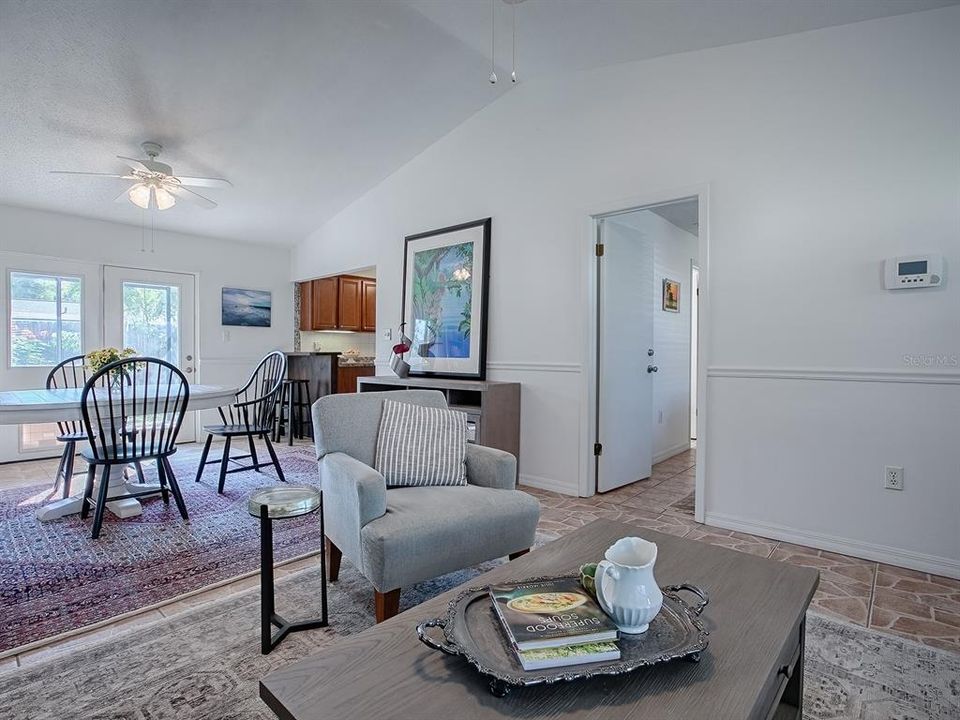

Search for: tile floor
xmin=0 ymin=443 xmax=957 ymax=669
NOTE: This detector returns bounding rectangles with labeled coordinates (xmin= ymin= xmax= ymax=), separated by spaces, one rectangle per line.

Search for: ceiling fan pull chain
xmin=511 ymin=2 xmax=517 ymax=83
xmin=489 ymin=0 xmax=497 ymax=84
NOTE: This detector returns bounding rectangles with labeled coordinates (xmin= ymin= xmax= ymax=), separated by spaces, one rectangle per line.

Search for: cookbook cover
xmin=490 ymin=577 xmax=619 ymax=651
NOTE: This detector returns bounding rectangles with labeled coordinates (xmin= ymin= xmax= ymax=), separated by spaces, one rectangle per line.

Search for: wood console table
xmin=357 ymin=376 xmax=520 ymax=464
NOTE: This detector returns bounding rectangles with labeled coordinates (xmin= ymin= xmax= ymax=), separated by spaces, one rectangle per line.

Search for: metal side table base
xmin=251 ymin=486 xmax=328 ymax=655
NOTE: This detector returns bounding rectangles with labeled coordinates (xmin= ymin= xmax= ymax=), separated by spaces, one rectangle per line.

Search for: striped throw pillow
xmin=374 ymin=399 xmax=468 ymax=487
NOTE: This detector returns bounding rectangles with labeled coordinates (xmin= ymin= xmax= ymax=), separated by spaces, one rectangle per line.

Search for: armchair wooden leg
xmin=326 ymin=538 xmax=342 ymax=582
xmin=375 ymin=588 xmax=401 ymax=623
xmin=509 ymin=549 xmax=530 ymax=560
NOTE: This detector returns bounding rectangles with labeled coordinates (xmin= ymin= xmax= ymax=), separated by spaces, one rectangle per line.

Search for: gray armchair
xmin=313 ymin=390 xmax=540 ymax=622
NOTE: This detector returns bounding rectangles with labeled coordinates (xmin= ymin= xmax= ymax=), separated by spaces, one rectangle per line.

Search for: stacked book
xmin=490 ymin=577 xmax=620 ymax=670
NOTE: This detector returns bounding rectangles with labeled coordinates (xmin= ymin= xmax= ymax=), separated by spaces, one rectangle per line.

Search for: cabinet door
xmin=298 ymin=281 xmax=313 ymax=331
xmin=361 ymin=279 xmax=377 ymax=332
xmin=338 ymin=276 xmax=362 ymax=331
xmin=336 ymin=365 xmax=375 ymax=394
xmin=312 ymin=277 xmax=339 ymax=330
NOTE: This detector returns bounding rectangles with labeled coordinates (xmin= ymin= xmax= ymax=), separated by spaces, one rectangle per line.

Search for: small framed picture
xmin=662 ymin=279 xmax=680 ymax=312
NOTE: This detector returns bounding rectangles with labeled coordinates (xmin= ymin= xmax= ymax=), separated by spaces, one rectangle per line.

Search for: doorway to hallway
xmin=592 ymin=197 xmax=702 ymax=502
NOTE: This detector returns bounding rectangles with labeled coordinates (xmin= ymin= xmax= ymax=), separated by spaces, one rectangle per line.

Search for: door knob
xmin=647 ymin=365 xmax=659 ymax=373
xmin=185 ymin=367 xmax=193 ymax=373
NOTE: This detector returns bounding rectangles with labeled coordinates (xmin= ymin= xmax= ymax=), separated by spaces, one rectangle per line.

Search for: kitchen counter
xmin=285 ymin=351 xmax=341 ymax=357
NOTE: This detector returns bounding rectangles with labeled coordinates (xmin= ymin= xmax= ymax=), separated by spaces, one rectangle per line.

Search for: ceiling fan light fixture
xmin=154 ymin=185 xmax=175 ymax=210
xmin=128 ymin=182 xmax=152 ymax=209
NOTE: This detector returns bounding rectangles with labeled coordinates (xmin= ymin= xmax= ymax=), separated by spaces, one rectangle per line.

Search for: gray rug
xmin=0 ymin=556 xmax=957 ymax=720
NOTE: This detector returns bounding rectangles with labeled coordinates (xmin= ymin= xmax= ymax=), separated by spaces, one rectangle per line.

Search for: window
xmin=122 ymin=282 xmax=179 ymax=364
xmin=9 ymin=271 xmax=83 ymax=367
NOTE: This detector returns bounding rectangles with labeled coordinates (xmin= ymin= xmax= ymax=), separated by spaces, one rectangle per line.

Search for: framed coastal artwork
xmin=662 ymin=279 xmax=680 ymax=312
xmin=221 ymin=287 xmax=272 ymax=327
xmin=401 ymin=218 xmax=490 ymax=380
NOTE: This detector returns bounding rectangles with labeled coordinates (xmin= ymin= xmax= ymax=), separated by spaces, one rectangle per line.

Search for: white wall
xmin=291 ymin=9 xmax=960 ymax=575
xmin=0 ymin=204 xmax=294 ymax=451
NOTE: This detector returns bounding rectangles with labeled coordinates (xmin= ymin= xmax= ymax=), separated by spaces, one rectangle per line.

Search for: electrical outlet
xmin=884 ymin=466 xmax=904 ymax=491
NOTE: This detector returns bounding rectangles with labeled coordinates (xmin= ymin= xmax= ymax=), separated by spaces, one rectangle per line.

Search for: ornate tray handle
xmin=665 ymin=584 xmax=709 ymax=615
xmin=417 ymin=618 xmax=460 ymax=656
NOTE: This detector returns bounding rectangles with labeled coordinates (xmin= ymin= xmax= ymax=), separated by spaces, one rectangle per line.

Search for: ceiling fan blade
xmin=50 ymin=171 xmax=127 ymax=178
xmin=117 ymin=156 xmax=151 ymax=173
xmin=168 ymin=184 xmax=217 ymax=209
xmin=174 ymin=175 xmax=232 ymax=189
xmin=114 ymin=187 xmax=132 ymax=203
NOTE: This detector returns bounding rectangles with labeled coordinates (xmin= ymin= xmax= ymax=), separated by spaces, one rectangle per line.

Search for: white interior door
xmin=596 ymin=218 xmax=654 ymax=492
xmin=103 ymin=266 xmax=197 ymax=441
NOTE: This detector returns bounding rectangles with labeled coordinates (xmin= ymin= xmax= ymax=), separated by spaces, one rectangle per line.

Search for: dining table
xmin=0 ymin=384 xmax=238 ymax=522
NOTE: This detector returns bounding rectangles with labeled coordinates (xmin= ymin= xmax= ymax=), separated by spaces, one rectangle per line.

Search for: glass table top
xmin=248 ymin=485 xmax=322 ymax=519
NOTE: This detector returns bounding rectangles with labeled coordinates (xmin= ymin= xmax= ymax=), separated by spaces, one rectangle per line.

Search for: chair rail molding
xmin=486 ymin=361 xmax=581 ymax=374
xmin=707 ymin=366 xmax=960 ymax=385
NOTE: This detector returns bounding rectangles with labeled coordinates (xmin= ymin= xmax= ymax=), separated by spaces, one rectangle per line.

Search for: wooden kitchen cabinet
xmin=361 ymin=278 xmax=376 ymax=332
xmin=337 ymin=276 xmax=363 ymax=331
xmin=311 ymin=277 xmax=339 ymax=330
xmin=299 ymin=275 xmax=376 ymax=332
xmin=335 ymin=364 xmax=376 ymax=394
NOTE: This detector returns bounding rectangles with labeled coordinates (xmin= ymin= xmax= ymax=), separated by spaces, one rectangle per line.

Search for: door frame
xmin=579 ymin=184 xmax=711 ymax=524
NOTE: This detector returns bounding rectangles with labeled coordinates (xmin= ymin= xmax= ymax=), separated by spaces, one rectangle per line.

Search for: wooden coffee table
xmin=260 ymin=519 xmax=818 ymax=720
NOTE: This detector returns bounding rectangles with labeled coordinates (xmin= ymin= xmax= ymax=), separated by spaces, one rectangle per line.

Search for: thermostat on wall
xmin=884 ymin=254 xmax=944 ymax=290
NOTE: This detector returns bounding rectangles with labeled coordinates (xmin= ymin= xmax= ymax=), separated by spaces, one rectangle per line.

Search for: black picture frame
xmin=401 ymin=218 xmax=491 ymax=380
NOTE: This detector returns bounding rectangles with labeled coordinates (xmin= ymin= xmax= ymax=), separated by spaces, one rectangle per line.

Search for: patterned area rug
xmin=0 ymin=442 xmax=322 ymax=653
xmin=0 ymin=557 xmax=957 ymax=720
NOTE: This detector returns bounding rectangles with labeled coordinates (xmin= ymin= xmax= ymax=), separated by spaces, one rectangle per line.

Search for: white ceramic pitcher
xmin=594 ymin=536 xmax=664 ymax=634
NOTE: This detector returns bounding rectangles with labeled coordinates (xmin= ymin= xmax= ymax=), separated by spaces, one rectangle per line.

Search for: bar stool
xmin=274 ymin=379 xmax=313 ymax=446
xmin=248 ymin=485 xmax=327 ymax=654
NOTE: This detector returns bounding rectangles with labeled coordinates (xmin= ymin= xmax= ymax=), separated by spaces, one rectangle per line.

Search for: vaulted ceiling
xmin=1 ymin=0 xmax=955 ymax=245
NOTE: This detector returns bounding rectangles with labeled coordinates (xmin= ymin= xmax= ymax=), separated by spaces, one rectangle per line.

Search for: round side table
xmin=248 ymin=485 xmax=327 ymax=654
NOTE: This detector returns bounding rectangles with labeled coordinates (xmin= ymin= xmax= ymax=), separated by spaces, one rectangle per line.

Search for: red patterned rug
xmin=0 ymin=441 xmax=321 ymax=654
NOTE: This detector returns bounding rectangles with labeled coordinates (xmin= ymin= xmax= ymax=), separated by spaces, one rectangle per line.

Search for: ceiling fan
xmin=50 ymin=141 xmax=232 ymax=210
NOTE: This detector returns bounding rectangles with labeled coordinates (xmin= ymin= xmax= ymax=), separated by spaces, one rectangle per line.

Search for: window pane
xmin=11 ymin=318 xmax=60 ymax=366
xmin=122 ymin=283 xmax=179 ymax=364
xmin=61 ymin=320 xmax=82 ymax=357
xmin=9 ymin=272 xmax=83 ymax=367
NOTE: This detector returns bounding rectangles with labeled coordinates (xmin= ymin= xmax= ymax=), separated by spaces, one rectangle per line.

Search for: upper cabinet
xmin=312 ymin=277 xmax=340 ymax=330
xmin=299 ymin=275 xmax=376 ymax=332
xmin=337 ymin=276 xmax=362 ymax=331
xmin=361 ymin=278 xmax=376 ymax=332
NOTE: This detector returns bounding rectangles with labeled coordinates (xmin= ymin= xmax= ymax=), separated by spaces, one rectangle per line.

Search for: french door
xmin=103 ymin=266 xmax=197 ymax=441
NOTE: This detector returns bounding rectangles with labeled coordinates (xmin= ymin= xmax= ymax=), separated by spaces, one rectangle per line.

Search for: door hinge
xmin=595 ymin=243 xmax=604 ymax=257
xmin=594 ymin=442 xmax=603 ymax=456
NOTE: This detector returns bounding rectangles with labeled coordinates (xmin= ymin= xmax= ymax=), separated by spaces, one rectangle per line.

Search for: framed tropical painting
xmin=401 ymin=218 xmax=490 ymax=379
xmin=662 ymin=278 xmax=680 ymax=312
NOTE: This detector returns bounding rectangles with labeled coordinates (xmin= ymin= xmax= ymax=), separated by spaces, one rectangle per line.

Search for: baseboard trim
xmin=704 ymin=511 xmax=960 ymax=580
xmin=653 ymin=441 xmax=692 ymax=465
xmin=707 ymin=366 xmax=960 ymax=385
xmin=519 ymin=473 xmax=577 ymax=496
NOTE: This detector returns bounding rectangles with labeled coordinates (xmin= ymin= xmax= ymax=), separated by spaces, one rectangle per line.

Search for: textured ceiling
xmin=1 ymin=0 xmax=955 ymax=246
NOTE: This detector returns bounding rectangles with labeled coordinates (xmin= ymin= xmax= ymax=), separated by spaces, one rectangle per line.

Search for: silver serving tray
xmin=417 ymin=575 xmax=709 ymax=696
